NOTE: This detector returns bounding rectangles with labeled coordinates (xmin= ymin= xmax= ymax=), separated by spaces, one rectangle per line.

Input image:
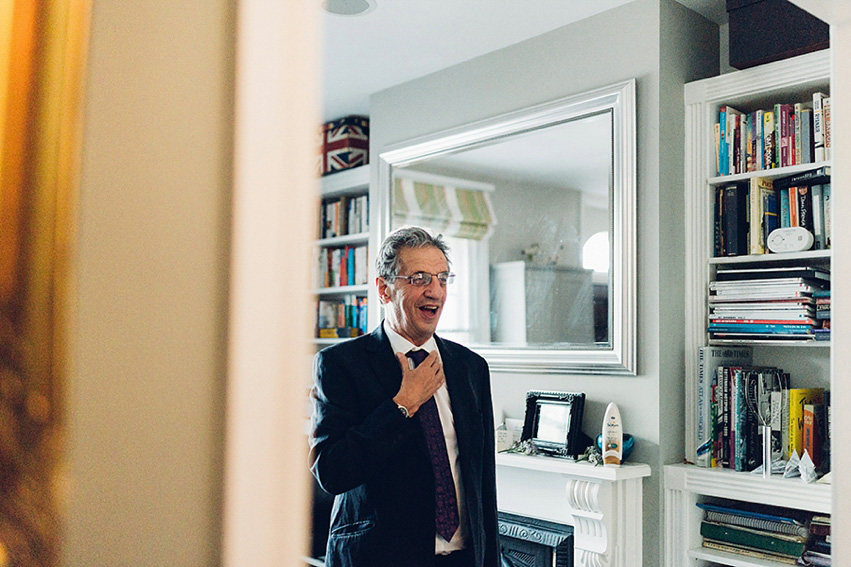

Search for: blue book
xmin=707 ymin=323 xmax=812 ymax=334
xmin=697 ymin=501 xmax=810 ymax=538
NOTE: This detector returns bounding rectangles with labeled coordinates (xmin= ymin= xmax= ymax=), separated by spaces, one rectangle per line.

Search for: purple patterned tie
xmin=407 ymin=349 xmax=460 ymax=541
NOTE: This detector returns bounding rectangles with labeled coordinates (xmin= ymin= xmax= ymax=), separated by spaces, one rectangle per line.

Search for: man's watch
xmin=396 ymin=403 xmax=412 ymax=418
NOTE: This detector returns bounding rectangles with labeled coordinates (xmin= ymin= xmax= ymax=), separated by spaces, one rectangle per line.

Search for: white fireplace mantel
xmin=496 ymin=453 xmax=651 ymax=567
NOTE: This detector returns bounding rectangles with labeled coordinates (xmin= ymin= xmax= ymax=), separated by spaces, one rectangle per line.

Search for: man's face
xmin=377 ymin=245 xmax=449 ymax=346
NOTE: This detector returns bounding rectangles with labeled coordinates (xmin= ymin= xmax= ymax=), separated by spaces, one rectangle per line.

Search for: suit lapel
xmin=366 ymin=322 xmax=405 ymax=399
xmin=437 ymin=336 xmax=478 ymax=464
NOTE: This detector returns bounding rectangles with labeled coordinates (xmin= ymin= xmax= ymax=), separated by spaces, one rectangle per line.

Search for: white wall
xmin=370 ymin=1 xmax=718 ymax=564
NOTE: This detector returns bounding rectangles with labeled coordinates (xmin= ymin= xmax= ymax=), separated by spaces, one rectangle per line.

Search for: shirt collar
xmin=383 ymin=320 xmax=437 ymax=357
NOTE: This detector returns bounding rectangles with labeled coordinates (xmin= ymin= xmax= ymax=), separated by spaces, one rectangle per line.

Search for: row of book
xmin=316 ymin=296 xmax=368 ymax=339
xmin=715 ymin=91 xmax=831 ymax=177
xmin=698 ymin=499 xmax=830 ymax=565
xmin=707 ymin=265 xmax=829 ymax=341
xmin=714 ymin=167 xmax=831 ymax=257
xmin=695 ymin=346 xmax=830 ymax=473
xmin=315 ymin=245 xmax=369 ymax=289
xmin=814 ymin=290 xmax=830 ymax=341
xmin=320 ymin=193 xmax=369 ymax=239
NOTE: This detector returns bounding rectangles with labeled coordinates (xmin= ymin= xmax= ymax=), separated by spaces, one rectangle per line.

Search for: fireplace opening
xmin=498 ymin=512 xmax=573 ymax=567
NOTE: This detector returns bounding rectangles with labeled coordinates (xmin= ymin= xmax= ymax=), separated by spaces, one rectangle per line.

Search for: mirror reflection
xmin=391 ymin=111 xmax=612 ymax=349
xmin=379 ymin=79 xmax=636 ymax=374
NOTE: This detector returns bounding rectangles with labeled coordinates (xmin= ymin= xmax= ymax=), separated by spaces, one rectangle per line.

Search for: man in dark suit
xmin=310 ymin=226 xmax=498 ymax=567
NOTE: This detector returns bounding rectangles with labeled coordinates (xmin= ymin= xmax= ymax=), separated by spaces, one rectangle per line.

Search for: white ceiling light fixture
xmin=322 ymin=0 xmax=377 ymax=16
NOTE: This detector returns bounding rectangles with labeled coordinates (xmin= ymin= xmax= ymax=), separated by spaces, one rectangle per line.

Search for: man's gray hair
xmin=375 ymin=226 xmax=450 ymax=278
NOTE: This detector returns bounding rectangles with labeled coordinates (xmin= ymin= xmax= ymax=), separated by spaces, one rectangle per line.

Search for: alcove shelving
xmin=666 ymin=49 xmax=832 ymax=567
xmin=313 ymin=164 xmax=370 ymax=345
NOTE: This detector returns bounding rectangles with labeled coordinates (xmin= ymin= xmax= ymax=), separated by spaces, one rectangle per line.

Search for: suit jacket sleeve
xmin=309 ymin=335 xmax=417 ymax=495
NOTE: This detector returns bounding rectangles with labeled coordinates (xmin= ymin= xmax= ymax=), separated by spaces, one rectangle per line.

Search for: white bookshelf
xmin=668 ymin=49 xmax=832 ymax=567
xmin=313 ymin=164 xmax=371 ymax=345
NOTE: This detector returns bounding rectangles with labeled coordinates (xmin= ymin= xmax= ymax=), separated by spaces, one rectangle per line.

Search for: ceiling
xmin=319 ymin=0 xmax=728 ymax=122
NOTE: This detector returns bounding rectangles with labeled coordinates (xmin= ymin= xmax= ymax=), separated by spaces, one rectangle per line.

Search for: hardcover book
xmin=695 ymin=347 xmax=752 ymax=467
xmin=700 ymin=521 xmax=807 ymax=557
xmin=722 ymin=183 xmax=749 ymax=256
xmin=788 ymin=388 xmax=824 ymax=458
xmin=696 ymin=500 xmax=811 ymax=538
xmin=812 ymin=92 xmax=827 ymax=162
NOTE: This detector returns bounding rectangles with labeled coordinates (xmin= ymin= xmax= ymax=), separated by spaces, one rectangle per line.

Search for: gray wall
xmin=371 ymin=0 xmax=718 ymax=563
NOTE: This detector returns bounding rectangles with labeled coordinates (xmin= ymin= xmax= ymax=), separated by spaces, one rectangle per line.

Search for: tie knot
xmin=406 ymin=349 xmax=429 ymax=367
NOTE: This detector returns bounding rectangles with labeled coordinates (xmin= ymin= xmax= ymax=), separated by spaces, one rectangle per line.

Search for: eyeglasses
xmin=386 ymin=271 xmax=455 ymax=286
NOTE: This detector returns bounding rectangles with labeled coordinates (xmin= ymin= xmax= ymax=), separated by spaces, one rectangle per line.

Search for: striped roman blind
xmin=392 ymin=173 xmax=497 ymax=240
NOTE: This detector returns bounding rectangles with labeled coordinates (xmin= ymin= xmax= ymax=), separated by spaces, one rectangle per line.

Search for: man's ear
xmin=376 ymin=276 xmax=390 ymax=304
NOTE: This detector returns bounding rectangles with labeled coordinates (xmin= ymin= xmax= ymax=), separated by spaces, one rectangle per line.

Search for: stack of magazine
xmin=708 ymin=266 xmax=830 ymax=341
xmin=698 ymin=499 xmax=811 ymax=565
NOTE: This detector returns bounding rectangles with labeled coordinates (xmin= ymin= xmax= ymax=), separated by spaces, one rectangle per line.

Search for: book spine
xmin=788 ymin=388 xmax=825 ymax=457
xmin=823 ymin=183 xmax=831 ymax=248
xmin=723 ymin=184 xmax=748 ymax=256
xmin=748 ymin=180 xmax=762 ymax=255
xmin=823 ymin=96 xmax=831 ymax=161
xmin=719 ymin=106 xmax=728 ymax=176
xmin=794 ymin=103 xmax=802 ymax=166
xmin=702 ymin=511 xmax=805 ymax=538
xmin=801 ymin=107 xmax=813 ymax=164
xmin=796 ymin=186 xmax=815 ymax=234
xmin=787 ymin=187 xmax=799 ymax=227
xmin=755 ymin=109 xmax=764 ymax=171
xmin=696 ymin=348 xmax=753 ymax=467
xmin=811 ymin=184 xmax=825 ymax=249
xmin=714 ymin=187 xmax=724 ymax=256
xmin=700 ymin=522 xmax=805 ymax=557
xmin=812 ymin=92 xmax=826 ymax=162
xmin=763 ymin=110 xmax=775 ymax=169
xmin=778 ymin=188 xmax=790 ymax=228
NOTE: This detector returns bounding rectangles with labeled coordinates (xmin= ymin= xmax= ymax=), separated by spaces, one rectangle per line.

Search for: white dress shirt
xmin=384 ymin=321 xmax=467 ymax=554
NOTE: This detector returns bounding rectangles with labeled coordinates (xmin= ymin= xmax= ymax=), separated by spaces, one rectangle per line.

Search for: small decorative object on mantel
xmin=519 ymin=391 xmax=590 ymax=459
xmin=602 ymin=401 xmax=624 ymax=466
xmin=596 ymin=433 xmax=635 ymax=463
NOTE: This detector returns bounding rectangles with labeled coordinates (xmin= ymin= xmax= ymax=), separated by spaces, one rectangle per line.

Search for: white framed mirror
xmin=376 ymin=79 xmax=636 ymax=374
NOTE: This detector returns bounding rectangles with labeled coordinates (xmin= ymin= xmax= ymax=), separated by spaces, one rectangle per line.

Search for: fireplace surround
xmin=496 ymin=454 xmax=650 ymax=567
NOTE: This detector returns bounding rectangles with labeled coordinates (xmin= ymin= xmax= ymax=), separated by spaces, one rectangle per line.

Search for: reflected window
xmin=582 ymin=231 xmax=609 ymax=273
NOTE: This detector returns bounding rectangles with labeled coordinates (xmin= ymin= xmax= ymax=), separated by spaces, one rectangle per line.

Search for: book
xmin=763 ymin=110 xmax=775 ymax=169
xmin=710 ymin=276 xmax=825 ymax=289
xmin=770 ymin=373 xmax=790 ymax=460
xmin=812 ymin=92 xmax=827 ymax=162
xmin=810 ymin=514 xmax=831 ymax=537
xmin=695 ymin=347 xmax=753 ymax=467
xmin=773 ymin=165 xmax=831 ymax=189
xmin=748 ymin=177 xmax=776 ymax=254
xmin=707 ymin=323 xmax=812 ymax=334
xmin=700 ymin=521 xmax=807 ymax=557
xmin=789 ymin=388 xmax=825 ymax=458
xmin=722 ymin=183 xmax=748 ymax=256
xmin=823 ymin=96 xmax=831 ymax=160
xmin=800 ymin=107 xmax=813 ymax=164
xmin=696 ymin=501 xmax=811 ymax=539
xmin=811 ymin=184 xmax=826 ymax=249
xmin=701 ymin=540 xmax=798 ymax=565
xmin=714 ymin=187 xmax=724 ymax=256
xmin=822 ymin=182 xmax=831 ymax=248
xmin=795 ymin=186 xmax=815 ymax=235
xmin=802 ymin=403 xmax=825 ymax=469
xmin=718 ymin=105 xmax=737 ymax=175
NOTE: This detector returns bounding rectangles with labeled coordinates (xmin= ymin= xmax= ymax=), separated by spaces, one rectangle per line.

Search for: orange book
xmin=789 ymin=388 xmax=824 ymax=458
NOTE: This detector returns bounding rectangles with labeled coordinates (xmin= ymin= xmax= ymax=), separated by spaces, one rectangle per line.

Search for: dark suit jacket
xmin=310 ymin=323 xmax=498 ymax=567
